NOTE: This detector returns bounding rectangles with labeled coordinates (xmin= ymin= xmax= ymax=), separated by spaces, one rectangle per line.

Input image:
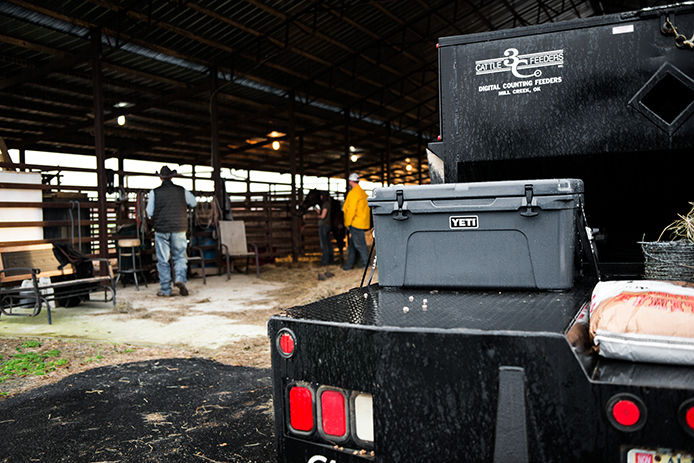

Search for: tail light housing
xmin=285 ymin=383 xmax=374 ymax=450
xmin=606 ymin=393 xmax=646 ymax=431
xmin=276 ymin=328 xmax=296 ymax=358
xmin=278 ymin=328 xmax=373 ymax=450
xmin=679 ymin=398 xmax=694 ymax=437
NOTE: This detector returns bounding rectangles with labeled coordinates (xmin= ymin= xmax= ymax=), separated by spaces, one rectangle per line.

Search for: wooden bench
xmin=0 ymin=243 xmax=116 ymax=324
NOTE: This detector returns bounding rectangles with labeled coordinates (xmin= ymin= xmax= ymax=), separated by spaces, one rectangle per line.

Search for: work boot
xmin=325 ymin=271 xmax=335 ymax=278
xmin=175 ymin=281 xmax=189 ymax=296
xmin=318 ymin=273 xmax=327 ymax=281
xmin=156 ymin=291 xmax=171 ymax=297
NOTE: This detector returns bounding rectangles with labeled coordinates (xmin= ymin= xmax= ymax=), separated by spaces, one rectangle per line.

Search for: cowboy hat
xmin=158 ymin=166 xmax=178 ymax=178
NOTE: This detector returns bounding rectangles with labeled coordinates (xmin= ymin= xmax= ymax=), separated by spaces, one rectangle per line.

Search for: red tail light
xmin=277 ymin=329 xmax=296 ymax=358
xmin=289 ymin=385 xmax=314 ymax=433
xmin=679 ymin=399 xmax=694 ymax=436
xmin=612 ymin=400 xmax=640 ymax=426
xmin=319 ymin=388 xmax=348 ymax=440
xmin=606 ymin=394 xmax=646 ymax=431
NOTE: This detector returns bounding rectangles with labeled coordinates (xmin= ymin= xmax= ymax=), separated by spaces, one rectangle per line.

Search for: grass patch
xmin=83 ymin=349 xmax=104 ymax=364
xmin=0 ymin=340 xmax=68 ymax=384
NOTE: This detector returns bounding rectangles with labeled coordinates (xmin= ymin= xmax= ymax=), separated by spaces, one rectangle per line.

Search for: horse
xmin=298 ymin=189 xmax=346 ymax=263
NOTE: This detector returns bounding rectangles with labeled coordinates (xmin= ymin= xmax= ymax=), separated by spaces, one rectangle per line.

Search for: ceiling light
xmin=272 ymin=140 xmax=280 ymax=150
xmin=267 ymin=130 xmax=285 ymax=138
xmin=114 ymin=101 xmax=133 ymax=108
xmin=349 ymin=145 xmax=358 ymax=153
xmin=117 ymin=115 xmax=126 ymax=126
xmin=405 ymin=158 xmax=411 ymax=163
xmin=350 ymin=154 xmax=358 ymax=162
xmin=405 ymin=164 xmax=413 ymax=172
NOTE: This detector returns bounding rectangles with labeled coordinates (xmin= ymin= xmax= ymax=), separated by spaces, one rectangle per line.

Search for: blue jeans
xmin=343 ymin=226 xmax=369 ymax=270
xmin=155 ymin=231 xmax=188 ymax=295
xmin=318 ymin=223 xmax=335 ymax=265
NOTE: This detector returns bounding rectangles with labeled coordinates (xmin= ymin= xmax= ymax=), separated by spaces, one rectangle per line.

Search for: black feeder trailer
xmin=269 ymin=5 xmax=694 ymax=463
xmin=427 ymin=3 xmax=694 ymax=269
xmin=269 ymin=285 xmax=694 ymax=462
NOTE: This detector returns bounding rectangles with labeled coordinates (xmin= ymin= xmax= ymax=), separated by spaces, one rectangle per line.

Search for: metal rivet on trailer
xmin=408 ymin=296 xmax=414 ymax=302
xmin=403 ymin=306 xmax=409 ymax=313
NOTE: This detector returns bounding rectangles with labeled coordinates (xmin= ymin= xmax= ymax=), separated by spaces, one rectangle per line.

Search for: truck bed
xmin=281 ymin=282 xmax=592 ymax=333
xmin=277 ymin=281 xmax=694 ymax=390
xmin=270 ymin=282 xmax=694 ymax=462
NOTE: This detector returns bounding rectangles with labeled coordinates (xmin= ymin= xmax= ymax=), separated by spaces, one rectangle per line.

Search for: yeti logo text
xmin=475 ymin=48 xmax=564 ymax=79
xmin=449 ymin=216 xmax=478 ymax=229
xmin=308 ymin=456 xmax=336 ymax=463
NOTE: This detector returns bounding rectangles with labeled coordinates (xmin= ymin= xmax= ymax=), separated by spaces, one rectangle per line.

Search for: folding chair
xmin=218 ymin=220 xmax=259 ymax=279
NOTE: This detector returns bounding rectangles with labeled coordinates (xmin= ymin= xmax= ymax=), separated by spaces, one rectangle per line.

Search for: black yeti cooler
xmin=369 ymin=178 xmax=584 ymax=290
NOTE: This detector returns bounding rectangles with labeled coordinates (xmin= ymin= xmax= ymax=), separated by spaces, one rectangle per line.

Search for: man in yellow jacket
xmin=342 ymin=173 xmax=371 ymax=270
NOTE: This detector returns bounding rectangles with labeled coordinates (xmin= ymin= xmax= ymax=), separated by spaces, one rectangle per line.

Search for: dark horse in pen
xmin=298 ymin=189 xmax=346 ymax=263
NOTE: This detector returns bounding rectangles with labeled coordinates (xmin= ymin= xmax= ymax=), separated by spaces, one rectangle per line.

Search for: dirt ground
xmin=0 ymin=260 xmax=377 ymax=399
xmin=0 ymin=359 xmax=276 ymax=462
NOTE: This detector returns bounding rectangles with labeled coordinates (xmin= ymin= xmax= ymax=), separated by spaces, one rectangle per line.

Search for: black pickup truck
xmin=268 ymin=5 xmax=694 ymax=463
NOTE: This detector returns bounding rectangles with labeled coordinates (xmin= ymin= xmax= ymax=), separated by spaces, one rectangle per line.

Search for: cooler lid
xmin=369 ymin=178 xmax=583 ymax=203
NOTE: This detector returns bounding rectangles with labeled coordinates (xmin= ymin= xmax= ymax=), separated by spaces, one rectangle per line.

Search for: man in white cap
xmin=342 ymin=172 xmax=370 ymax=270
xmin=146 ymin=166 xmax=197 ymax=296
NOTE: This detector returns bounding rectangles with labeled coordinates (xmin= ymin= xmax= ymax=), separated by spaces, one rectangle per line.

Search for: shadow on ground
xmin=0 ymin=359 xmax=275 ymax=462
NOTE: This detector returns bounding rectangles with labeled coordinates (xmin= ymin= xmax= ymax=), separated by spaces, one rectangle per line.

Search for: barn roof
xmin=0 ymin=0 xmax=661 ymax=183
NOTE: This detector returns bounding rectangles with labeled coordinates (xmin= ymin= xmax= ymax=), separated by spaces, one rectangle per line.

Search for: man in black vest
xmin=145 ymin=166 xmax=197 ymax=296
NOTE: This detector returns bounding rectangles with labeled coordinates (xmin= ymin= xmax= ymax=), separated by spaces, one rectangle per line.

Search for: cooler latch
xmin=520 ymin=184 xmax=538 ymax=217
xmin=393 ymin=189 xmax=409 ymax=221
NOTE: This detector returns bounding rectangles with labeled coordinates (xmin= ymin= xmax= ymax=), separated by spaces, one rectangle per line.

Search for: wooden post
xmin=117 ymin=155 xmax=124 ymax=189
xmin=265 ymin=192 xmax=273 ymax=258
xmin=246 ymin=170 xmax=251 ymax=205
xmin=417 ymin=131 xmax=423 ymax=185
xmin=91 ymin=28 xmax=109 ymax=260
xmin=191 ymin=163 xmax=196 ymax=194
xmin=344 ymin=109 xmax=350 ymax=193
xmin=380 ymin=149 xmax=385 ymax=186
xmin=385 ymin=121 xmax=391 ymax=186
xmin=299 ymin=134 xmax=304 ymax=203
xmin=289 ymin=91 xmax=299 ymax=263
xmin=298 ymin=134 xmax=304 ymax=253
xmin=209 ymin=68 xmax=222 ymax=208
